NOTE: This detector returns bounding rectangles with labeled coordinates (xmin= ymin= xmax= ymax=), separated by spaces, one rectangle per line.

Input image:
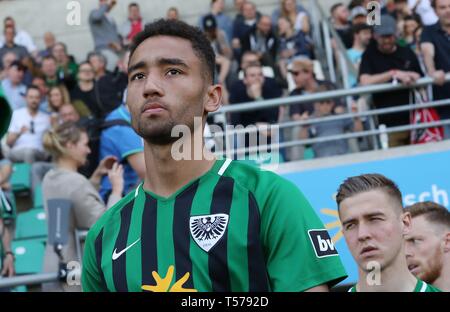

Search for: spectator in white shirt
xmin=6 ymin=85 xmax=51 ymax=163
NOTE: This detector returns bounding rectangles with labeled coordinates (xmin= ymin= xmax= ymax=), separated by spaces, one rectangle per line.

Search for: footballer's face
xmin=127 ymin=35 xmax=221 ymax=146
xmin=340 ymin=190 xmax=410 ymax=273
xmin=405 ymin=215 xmax=445 ymax=284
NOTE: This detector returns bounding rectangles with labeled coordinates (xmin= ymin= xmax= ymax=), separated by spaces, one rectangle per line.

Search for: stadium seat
xmin=33 ymin=184 xmax=43 ymax=209
xmin=15 ymin=208 xmax=48 ymax=241
xmin=303 ymin=147 xmax=315 ymax=160
xmin=11 ymin=285 xmax=27 ymax=292
xmin=10 ymin=163 xmax=31 ymax=193
xmin=12 ymin=238 xmax=45 ymax=274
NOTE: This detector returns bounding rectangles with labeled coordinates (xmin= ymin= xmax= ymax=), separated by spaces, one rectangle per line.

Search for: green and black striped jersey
xmin=348 ymin=279 xmax=442 ymax=292
xmin=82 ymin=159 xmax=347 ymax=292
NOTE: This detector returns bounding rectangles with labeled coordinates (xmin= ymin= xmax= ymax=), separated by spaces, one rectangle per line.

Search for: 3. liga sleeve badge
xmin=190 ymin=214 xmax=229 ymax=252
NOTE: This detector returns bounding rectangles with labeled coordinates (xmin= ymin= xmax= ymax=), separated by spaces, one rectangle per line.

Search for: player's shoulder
xmin=86 ymin=188 xmax=136 ymax=241
xmin=223 ymin=160 xmax=303 ymax=201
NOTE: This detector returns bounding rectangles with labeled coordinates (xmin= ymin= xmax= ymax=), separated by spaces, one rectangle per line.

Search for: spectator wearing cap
xmin=0 ymin=60 xmax=27 ymax=110
xmin=347 ymin=23 xmax=373 ymax=87
xmin=241 ymin=15 xmax=279 ymax=75
xmin=331 ymin=3 xmax=353 ymax=49
xmin=421 ymin=0 xmax=450 ymax=138
xmin=350 ymin=6 xmax=368 ymax=25
xmin=203 ymin=14 xmax=232 ymax=80
xmin=359 ymin=15 xmax=423 ymax=147
xmin=0 ymin=17 xmax=37 ymax=55
xmin=6 ymin=85 xmax=51 ymax=163
xmin=199 ymin=0 xmax=233 ymax=44
xmin=120 ymin=3 xmax=147 ymax=47
xmin=89 ymin=0 xmax=122 ymax=72
xmin=0 ymin=26 xmax=29 ymax=67
xmin=289 ymin=58 xmax=340 ymax=118
xmin=288 ymin=59 xmax=344 ymax=160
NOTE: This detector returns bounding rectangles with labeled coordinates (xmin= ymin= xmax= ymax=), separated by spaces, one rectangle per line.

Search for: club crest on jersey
xmin=190 ymin=214 xmax=229 ymax=252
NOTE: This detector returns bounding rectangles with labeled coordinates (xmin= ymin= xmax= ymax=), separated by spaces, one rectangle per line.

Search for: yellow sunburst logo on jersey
xmin=141 ymin=265 xmax=198 ymax=292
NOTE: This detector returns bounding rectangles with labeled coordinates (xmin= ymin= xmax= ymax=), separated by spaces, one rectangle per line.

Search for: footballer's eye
xmin=131 ymin=73 xmax=145 ymax=81
xmin=166 ymin=69 xmax=182 ymax=76
xmin=344 ymin=223 xmax=355 ymax=231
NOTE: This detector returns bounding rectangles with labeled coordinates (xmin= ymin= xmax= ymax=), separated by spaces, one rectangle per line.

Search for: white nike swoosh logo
xmin=112 ymin=238 xmax=141 ymax=261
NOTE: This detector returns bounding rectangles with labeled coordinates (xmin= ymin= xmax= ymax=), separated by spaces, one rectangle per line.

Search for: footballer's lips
xmin=360 ymin=246 xmax=379 ymax=257
xmin=408 ymin=263 xmax=420 ymax=274
xmin=141 ymin=102 xmax=167 ymax=115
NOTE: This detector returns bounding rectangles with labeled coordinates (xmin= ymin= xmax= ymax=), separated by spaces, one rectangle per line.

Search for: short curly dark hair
xmin=129 ymin=19 xmax=216 ymax=83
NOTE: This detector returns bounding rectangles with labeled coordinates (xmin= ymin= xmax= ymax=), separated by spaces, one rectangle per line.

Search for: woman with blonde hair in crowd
xmin=47 ymin=85 xmax=71 ymax=126
xmin=41 ymin=121 xmax=124 ymax=291
xmin=273 ymin=0 xmax=311 ymax=34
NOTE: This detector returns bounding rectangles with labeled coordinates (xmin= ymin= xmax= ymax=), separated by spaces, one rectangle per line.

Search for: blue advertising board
xmin=282 ymin=149 xmax=450 ymax=285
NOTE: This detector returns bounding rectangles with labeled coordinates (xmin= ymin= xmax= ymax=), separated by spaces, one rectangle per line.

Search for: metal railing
xmin=0 ymin=230 xmax=88 ymax=290
xmin=211 ymin=74 xmax=450 ymax=157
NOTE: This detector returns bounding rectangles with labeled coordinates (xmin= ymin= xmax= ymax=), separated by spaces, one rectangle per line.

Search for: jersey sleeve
xmin=259 ymin=175 xmax=347 ymax=291
xmin=82 ymin=227 xmax=108 ymax=292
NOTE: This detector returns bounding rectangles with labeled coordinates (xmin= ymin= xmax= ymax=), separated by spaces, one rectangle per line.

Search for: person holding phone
xmin=41 ymin=121 xmax=124 ymax=291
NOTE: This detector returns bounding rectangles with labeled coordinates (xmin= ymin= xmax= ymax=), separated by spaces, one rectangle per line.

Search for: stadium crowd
xmin=0 ymin=0 xmax=449 ymax=292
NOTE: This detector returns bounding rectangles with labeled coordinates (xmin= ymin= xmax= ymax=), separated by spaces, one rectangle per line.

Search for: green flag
xmin=0 ymin=86 xmax=12 ymax=139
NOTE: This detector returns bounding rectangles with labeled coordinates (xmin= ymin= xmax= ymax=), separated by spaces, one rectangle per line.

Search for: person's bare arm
xmin=360 ymin=71 xmax=394 ymax=85
xmin=127 ymin=152 xmax=146 ymax=180
xmin=1 ymin=220 xmax=15 ymax=277
xmin=216 ymin=55 xmax=231 ymax=85
xmin=0 ymin=163 xmax=12 ymax=186
xmin=302 ymin=14 xmax=311 ymax=34
xmin=421 ymin=42 xmax=446 ymax=85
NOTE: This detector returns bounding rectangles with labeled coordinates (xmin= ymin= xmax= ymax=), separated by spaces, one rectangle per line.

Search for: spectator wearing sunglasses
xmin=5 ymin=85 xmax=51 ymax=163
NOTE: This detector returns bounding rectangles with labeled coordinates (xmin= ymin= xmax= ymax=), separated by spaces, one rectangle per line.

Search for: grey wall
xmin=0 ymin=0 xmax=279 ymax=61
xmin=0 ymin=0 xmax=348 ymax=62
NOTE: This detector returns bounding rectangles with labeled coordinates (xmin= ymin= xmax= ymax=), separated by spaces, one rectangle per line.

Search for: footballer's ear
xmin=402 ymin=212 xmax=412 ymax=235
xmin=204 ymin=84 xmax=222 ymax=114
xmin=443 ymin=232 xmax=450 ymax=253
